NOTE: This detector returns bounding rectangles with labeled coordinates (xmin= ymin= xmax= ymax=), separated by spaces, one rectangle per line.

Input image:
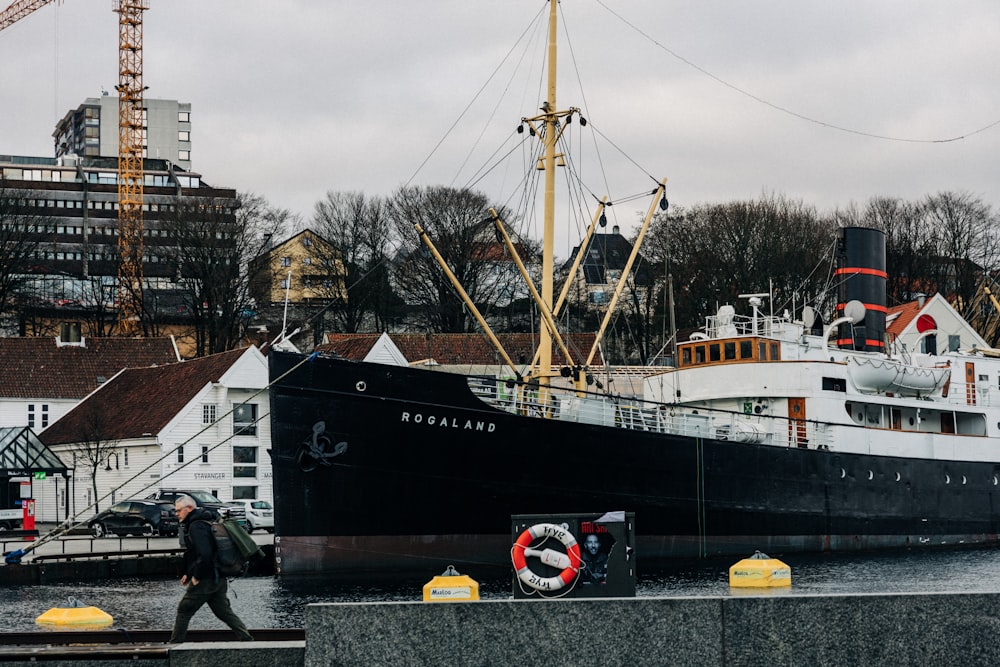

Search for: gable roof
xmin=0 ymin=337 xmax=179 ymax=400
xmin=320 ymin=333 xmax=603 ymax=366
xmin=885 ymin=300 xmax=923 ymax=338
xmin=564 ymin=232 xmax=651 ymax=284
xmin=39 ymin=348 xmax=252 ymax=446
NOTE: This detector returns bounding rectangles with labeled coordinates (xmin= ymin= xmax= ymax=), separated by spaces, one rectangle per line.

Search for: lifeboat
xmin=847 ymin=356 xmax=950 ymax=396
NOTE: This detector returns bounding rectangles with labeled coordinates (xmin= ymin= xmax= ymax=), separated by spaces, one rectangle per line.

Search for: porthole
xmin=962 ymin=475 xmax=967 ymax=485
xmin=994 ymin=474 xmax=999 ymax=486
xmin=945 ymin=474 xmax=951 ymax=484
xmin=895 ymin=472 xmax=901 ymax=482
xmin=908 ymin=418 xmax=915 ymax=426
xmin=840 ymin=468 xmax=846 ymax=479
xmin=867 ymin=470 xmax=874 ymax=481
xmin=356 ymin=380 xmax=367 ymax=392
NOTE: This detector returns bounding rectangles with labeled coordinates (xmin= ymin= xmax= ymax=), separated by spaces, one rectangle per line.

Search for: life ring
xmin=511 ymin=523 xmax=582 ymax=591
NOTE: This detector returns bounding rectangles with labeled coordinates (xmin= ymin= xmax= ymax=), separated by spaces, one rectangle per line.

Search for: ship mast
xmin=537 ymin=0 xmax=559 ymax=389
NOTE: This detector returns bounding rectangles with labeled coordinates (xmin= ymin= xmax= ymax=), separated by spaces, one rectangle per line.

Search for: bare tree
xmin=68 ymin=404 xmax=119 ymax=514
xmin=311 ymin=191 xmax=399 ymax=332
xmin=645 ymin=194 xmax=834 ymax=331
xmin=921 ymin=191 xmax=998 ymax=316
xmin=388 ymin=185 xmax=518 ymax=333
xmin=0 ymin=184 xmax=43 ymax=319
xmin=163 ymin=193 xmax=291 ymax=356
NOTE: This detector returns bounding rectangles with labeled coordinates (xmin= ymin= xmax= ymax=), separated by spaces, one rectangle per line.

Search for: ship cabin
xmin=677 ymin=337 xmax=781 ymax=368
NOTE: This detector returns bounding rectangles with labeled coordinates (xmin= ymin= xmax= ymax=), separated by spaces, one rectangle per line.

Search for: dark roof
xmin=320 ymin=333 xmax=603 ymax=366
xmin=39 ymin=348 xmax=249 ymax=446
xmin=564 ymin=232 xmax=652 ymax=285
xmin=0 ymin=337 xmax=179 ymax=400
xmin=0 ymin=427 xmax=68 ymax=475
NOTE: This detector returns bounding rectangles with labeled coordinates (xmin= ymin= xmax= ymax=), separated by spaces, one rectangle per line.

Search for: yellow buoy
xmin=36 ymin=597 xmax=113 ymax=628
xmin=422 ymin=565 xmax=479 ymax=602
xmin=728 ymin=550 xmax=792 ymax=588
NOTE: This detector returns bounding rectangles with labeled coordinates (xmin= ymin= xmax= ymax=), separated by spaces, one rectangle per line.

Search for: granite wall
xmin=305 ymin=592 xmax=1000 ymax=666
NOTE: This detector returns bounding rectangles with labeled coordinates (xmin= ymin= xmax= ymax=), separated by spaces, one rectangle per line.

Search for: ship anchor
xmin=297 ymin=421 xmax=348 ymax=472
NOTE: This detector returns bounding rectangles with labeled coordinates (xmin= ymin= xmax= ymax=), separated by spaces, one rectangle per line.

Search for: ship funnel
xmin=835 ymin=227 xmax=887 ymax=352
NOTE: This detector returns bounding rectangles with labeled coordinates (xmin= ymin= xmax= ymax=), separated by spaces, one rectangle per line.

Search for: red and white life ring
xmin=511 ymin=522 xmax=582 ymax=591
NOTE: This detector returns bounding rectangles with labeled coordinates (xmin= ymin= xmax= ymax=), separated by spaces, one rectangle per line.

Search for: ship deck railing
xmin=470 ymin=377 xmax=834 ymax=450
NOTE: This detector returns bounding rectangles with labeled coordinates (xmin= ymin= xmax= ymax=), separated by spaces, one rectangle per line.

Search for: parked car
xmin=227 ymin=500 xmax=274 ymax=533
xmin=89 ymin=499 xmax=178 ymax=538
xmin=144 ymin=489 xmax=247 ymax=526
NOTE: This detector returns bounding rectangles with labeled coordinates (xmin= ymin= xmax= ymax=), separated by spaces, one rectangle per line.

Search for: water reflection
xmin=3 ymin=546 xmax=1000 ymax=633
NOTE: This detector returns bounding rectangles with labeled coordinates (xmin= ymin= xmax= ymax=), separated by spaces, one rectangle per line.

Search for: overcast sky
xmin=2 ymin=0 xmax=997 ymax=252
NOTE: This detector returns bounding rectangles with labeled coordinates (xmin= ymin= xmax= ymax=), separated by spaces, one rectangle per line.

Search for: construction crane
xmin=1 ymin=0 xmax=148 ymax=336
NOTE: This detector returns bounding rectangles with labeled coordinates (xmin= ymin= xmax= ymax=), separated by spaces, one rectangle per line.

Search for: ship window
xmin=709 ymin=344 xmax=721 ymax=362
xmin=822 ymin=377 xmax=845 ymax=392
xmin=694 ymin=345 xmax=705 ymax=364
xmin=759 ymin=342 xmax=767 ymax=360
xmin=724 ymin=342 xmax=736 ymax=360
xmin=770 ymin=343 xmax=779 ymax=360
xmin=949 ymin=335 xmax=960 ymax=352
xmin=681 ymin=347 xmax=692 ymax=366
xmin=740 ymin=340 xmax=753 ymax=359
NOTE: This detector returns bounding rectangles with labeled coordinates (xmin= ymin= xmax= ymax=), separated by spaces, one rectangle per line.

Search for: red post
xmin=23 ymin=499 xmax=35 ymax=540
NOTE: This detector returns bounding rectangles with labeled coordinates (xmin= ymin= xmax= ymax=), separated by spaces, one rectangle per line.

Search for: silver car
xmin=227 ymin=499 xmax=274 ymax=533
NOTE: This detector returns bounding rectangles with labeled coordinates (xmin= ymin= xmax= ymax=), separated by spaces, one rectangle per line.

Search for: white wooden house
xmin=36 ymin=347 xmax=272 ymax=523
xmin=0 ymin=336 xmax=178 ymax=431
xmin=886 ymin=294 xmax=988 ymax=354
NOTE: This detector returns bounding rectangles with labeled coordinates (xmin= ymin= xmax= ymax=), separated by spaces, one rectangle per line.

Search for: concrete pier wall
xmin=305 ymin=592 xmax=1000 ymax=666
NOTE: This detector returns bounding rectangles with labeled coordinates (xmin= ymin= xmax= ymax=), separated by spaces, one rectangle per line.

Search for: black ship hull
xmin=268 ymin=351 xmax=1000 ymax=574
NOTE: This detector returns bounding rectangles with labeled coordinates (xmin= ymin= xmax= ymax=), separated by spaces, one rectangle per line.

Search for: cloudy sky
xmin=2 ymin=0 xmax=997 ymax=252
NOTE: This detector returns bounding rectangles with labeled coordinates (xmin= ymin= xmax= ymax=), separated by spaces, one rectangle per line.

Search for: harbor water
xmin=3 ymin=546 xmax=1000 ymax=633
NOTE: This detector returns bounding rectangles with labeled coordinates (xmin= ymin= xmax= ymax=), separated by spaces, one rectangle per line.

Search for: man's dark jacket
xmin=180 ymin=507 xmax=219 ymax=583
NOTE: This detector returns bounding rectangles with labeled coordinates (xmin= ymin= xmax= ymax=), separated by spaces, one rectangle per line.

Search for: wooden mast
xmin=537 ymin=0 xmax=559 ymax=389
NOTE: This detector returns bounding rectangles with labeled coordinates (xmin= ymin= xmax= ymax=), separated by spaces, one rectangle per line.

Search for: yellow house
xmin=249 ymin=229 xmax=347 ymax=306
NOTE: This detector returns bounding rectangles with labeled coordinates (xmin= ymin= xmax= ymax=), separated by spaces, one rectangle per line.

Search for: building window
xmin=233 ymin=446 xmax=257 ymax=478
xmin=201 ymin=446 xmax=209 ymax=463
xmin=41 ymin=404 xmax=48 ymax=428
xmin=27 ymin=404 xmax=35 ymax=429
xmin=124 ymin=450 xmax=129 ymax=467
xmin=303 ymin=257 xmax=311 ymax=265
xmin=178 ymin=150 xmax=190 ymax=161
xmin=233 ymin=404 xmax=258 ymax=436
xmin=177 ymin=446 xmax=184 ymax=463
xmin=302 ymin=236 xmax=312 ymax=247
xmin=280 ymin=278 xmax=290 ymax=289
xmin=280 ymin=257 xmax=291 ymax=267
xmin=232 ymin=486 xmax=258 ymax=500
xmin=178 ymin=111 xmax=190 ymax=122
xmin=178 ymin=130 xmax=190 ymax=141
xmin=202 ymin=404 xmax=216 ymax=425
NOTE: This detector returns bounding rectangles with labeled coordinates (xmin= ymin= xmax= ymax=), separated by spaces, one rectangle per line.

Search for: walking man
xmin=170 ymin=494 xmax=253 ymax=643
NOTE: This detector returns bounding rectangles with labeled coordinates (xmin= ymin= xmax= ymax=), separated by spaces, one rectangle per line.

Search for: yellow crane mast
xmin=1 ymin=0 xmax=148 ymax=336
xmin=113 ymin=0 xmax=148 ymax=335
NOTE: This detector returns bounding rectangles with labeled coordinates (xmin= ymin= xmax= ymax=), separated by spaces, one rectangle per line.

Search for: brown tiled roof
xmin=39 ymin=348 xmax=248 ymax=445
xmin=886 ymin=300 xmax=922 ymax=338
xmin=320 ymin=333 xmax=603 ymax=366
xmin=0 ymin=337 xmax=179 ymax=400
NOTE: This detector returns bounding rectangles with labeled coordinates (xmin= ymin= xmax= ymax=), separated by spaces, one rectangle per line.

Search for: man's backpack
xmin=199 ymin=518 xmax=264 ymax=577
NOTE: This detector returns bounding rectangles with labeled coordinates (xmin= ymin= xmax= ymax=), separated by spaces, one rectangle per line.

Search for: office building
xmin=53 ymin=95 xmax=192 ymax=170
